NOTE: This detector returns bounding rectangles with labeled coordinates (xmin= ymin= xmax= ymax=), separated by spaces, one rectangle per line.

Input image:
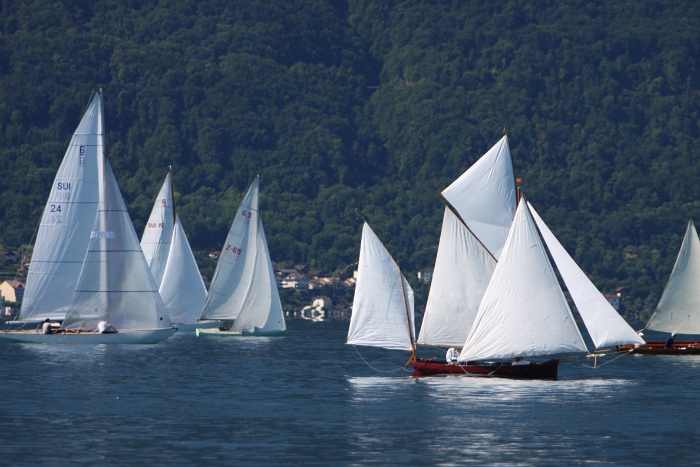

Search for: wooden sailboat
xmin=412 ymin=197 xmax=645 ymax=378
xmin=346 ymin=222 xmax=416 ymax=362
xmin=617 ymin=219 xmax=700 ymax=354
xmin=140 ymin=170 xmax=214 ymax=331
xmin=0 ymin=92 xmax=176 ymax=344
xmin=196 ymin=176 xmax=287 ymax=337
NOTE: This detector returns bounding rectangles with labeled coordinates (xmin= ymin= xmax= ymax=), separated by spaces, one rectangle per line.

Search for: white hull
xmin=0 ymin=327 xmax=176 ymax=344
xmin=174 ymin=321 xmax=223 ymax=332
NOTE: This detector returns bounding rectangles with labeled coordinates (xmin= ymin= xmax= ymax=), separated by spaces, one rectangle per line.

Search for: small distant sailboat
xmin=140 ymin=170 xmax=212 ymax=332
xmin=196 ymin=176 xmax=287 ymax=337
xmin=618 ymin=219 xmax=700 ymax=354
xmin=16 ymin=92 xmax=103 ymax=323
xmin=412 ymin=197 xmax=644 ymax=379
xmin=346 ymin=222 xmax=416 ymax=361
xmin=0 ymin=92 xmax=175 ymax=344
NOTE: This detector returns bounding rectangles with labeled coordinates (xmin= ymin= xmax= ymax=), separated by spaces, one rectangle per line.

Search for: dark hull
xmin=617 ymin=341 xmax=700 ymax=355
xmin=411 ymin=358 xmax=559 ymax=379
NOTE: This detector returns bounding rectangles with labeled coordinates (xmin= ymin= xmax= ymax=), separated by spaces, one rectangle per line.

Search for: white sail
xmin=442 ymin=135 xmax=516 ymax=260
xmin=528 ymin=203 xmax=645 ymax=349
xmin=20 ymin=93 xmax=103 ymax=321
xmin=140 ymin=172 xmax=174 ymax=286
xmin=417 ymin=208 xmax=496 ymax=347
xmin=460 ymin=199 xmax=588 ymax=362
xmin=62 ymin=154 xmax=171 ymax=331
xmin=159 ymin=215 xmax=208 ymax=324
xmin=200 ymin=177 xmax=260 ymax=321
xmin=646 ymin=220 xmax=700 ymax=334
xmin=347 ymin=223 xmax=415 ymax=351
xmin=231 ymin=220 xmax=286 ymax=333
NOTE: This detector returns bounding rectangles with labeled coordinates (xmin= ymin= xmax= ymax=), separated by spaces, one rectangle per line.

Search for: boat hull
xmin=411 ymin=358 xmax=559 ymax=379
xmin=174 ymin=321 xmax=224 ymax=332
xmin=195 ymin=328 xmax=288 ymax=337
xmin=617 ymin=341 xmax=700 ymax=355
xmin=0 ymin=327 xmax=177 ymax=344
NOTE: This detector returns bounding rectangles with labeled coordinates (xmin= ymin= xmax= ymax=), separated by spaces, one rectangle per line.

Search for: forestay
xmin=347 ymin=223 xmax=415 ymax=351
xmin=417 ymin=208 xmax=496 ymax=347
xmin=231 ymin=221 xmax=286 ymax=333
xmin=441 ymin=135 xmax=516 ymax=260
xmin=140 ymin=172 xmax=175 ymax=287
xmin=460 ymin=199 xmax=588 ymax=362
xmin=62 ymin=155 xmax=172 ymax=331
xmin=200 ymin=177 xmax=260 ymax=321
xmin=528 ymin=203 xmax=645 ymax=349
xmin=646 ymin=220 xmax=700 ymax=334
xmin=159 ymin=215 xmax=208 ymax=324
xmin=20 ymin=93 xmax=103 ymax=322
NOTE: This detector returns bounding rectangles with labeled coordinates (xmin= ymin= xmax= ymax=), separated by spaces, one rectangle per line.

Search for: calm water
xmin=1 ymin=320 xmax=698 ymax=466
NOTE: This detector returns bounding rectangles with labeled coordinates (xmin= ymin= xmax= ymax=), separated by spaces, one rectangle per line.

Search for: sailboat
xmin=618 ymin=219 xmax=700 ymax=354
xmin=346 ymin=222 xmax=416 ymax=361
xmin=196 ymin=176 xmax=287 ymax=337
xmin=14 ymin=92 xmax=103 ymax=323
xmin=412 ymin=196 xmax=645 ymax=379
xmin=140 ymin=171 xmax=213 ymax=331
xmin=0 ymin=92 xmax=176 ymax=344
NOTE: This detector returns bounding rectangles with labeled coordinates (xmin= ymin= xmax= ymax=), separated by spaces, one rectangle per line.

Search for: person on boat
xmin=218 ymin=322 xmax=231 ymax=332
xmin=445 ymin=348 xmax=459 ymax=365
xmin=512 ymin=357 xmax=531 ymax=366
xmin=42 ymin=319 xmax=54 ymax=334
xmin=96 ymin=320 xmax=117 ymax=334
xmin=665 ymin=332 xmax=676 ymax=349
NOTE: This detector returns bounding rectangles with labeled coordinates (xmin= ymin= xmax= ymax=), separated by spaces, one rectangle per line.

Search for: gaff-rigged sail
xmin=441 ymin=135 xmax=516 ymax=260
xmin=460 ymin=198 xmax=588 ymax=362
xmin=646 ymin=220 xmax=700 ymax=334
xmin=20 ymin=93 xmax=103 ymax=322
xmin=347 ymin=223 xmax=415 ymax=351
xmin=140 ymin=172 xmax=175 ymax=287
xmin=528 ymin=203 xmax=645 ymax=349
xmin=417 ymin=208 xmax=496 ymax=347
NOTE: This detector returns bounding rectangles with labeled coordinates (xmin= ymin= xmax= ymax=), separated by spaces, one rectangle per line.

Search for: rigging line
xmin=353 ymin=346 xmax=410 ymax=373
xmin=581 ymin=349 xmax=634 ymax=368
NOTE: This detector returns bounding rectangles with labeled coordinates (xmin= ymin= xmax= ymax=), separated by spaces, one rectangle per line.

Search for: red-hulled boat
xmin=617 ymin=341 xmax=700 ymax=355
xmin=411 ymin=358 xmax=559 ymax=379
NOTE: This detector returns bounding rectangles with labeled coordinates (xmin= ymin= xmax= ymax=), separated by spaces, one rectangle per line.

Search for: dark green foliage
xmin=1 ymin=0 xmax=700 ymax=318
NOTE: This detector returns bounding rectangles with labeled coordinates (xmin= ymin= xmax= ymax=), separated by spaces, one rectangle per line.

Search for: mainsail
xmin=417 ymin=207 xmax=496 ymax=347
xmin=140 ymin=171 xmax=175 ymax=286
xmin=62 ymin=152 xmax=172 ymax=331
xmin=20 ymin=92 xmax=103 ymax=321
xmin=460 ymin=198 xmax=588 ymax=362
xmin=529 ymin=203 xmax=645 ymax=349
xmin=646 ymin=219 xmax=700 ymax=334
xmin=346 ymin=222 xmax=415 ymax=351
xmin=441 ymin=135 xmax=516 ymax=260
xmin=159 ymin=215 xmax=208 ymax=325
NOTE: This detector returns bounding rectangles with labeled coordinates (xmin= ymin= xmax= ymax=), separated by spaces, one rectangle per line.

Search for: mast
xmin=398 ymin=260 xmax=416 ymax=364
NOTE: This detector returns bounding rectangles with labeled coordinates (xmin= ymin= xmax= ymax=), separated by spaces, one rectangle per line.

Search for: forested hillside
xmin=1 ymin=0 xmax=699 ymax=317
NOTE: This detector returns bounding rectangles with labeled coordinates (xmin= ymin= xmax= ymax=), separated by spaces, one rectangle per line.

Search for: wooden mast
xmin=397 ymin=260 xmax=416 ymax=366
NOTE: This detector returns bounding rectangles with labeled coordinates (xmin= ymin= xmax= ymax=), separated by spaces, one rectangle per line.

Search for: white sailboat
xmin=346 ymin=222 xmax=415 ymax=358
xmin=0 ymin=102 xmax=176 ymax=344
xmin=140 ymin=171 xmax=211 ymax=331
xmin=17 ymin=92 xmax=103 ymax=323
xmin=413 ymin=196 xmax=643 ymax=378
xmin=196 ymin=176 xmax=287 ymax=337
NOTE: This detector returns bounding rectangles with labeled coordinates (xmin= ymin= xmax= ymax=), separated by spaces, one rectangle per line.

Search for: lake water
xmin=1 ymin=320 xmax=698 ymax=466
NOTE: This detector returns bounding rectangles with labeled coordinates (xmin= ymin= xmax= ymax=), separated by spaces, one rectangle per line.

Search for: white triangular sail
xmin=20 ymin=93 xmax=104 ymax=321
xmin=159 ymin=215 xmax=208 ymax=324
xmin=646 ymin=220 xmax=700 ymax=334
xmin=460 ymin=199 xmax=588 ymax=362
xmin=528 ymin=202 xmax=645 ymax=349
xmin=231 ymin=220 xmax=286 ymax=333
xmin=417 ymin=208 xmax=496 ymax=347
xmin=140 ymin=172 xmax=174 ymax=287
xmin=442 ymin=135 xmax=516 ymax=260
xmin=200 ymin=177 xmax=260 ymax=321
xmin=347 ymin=223 xmax=415 ymax=351
xmin=62 ymin=154 xmax=172 ymax=331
